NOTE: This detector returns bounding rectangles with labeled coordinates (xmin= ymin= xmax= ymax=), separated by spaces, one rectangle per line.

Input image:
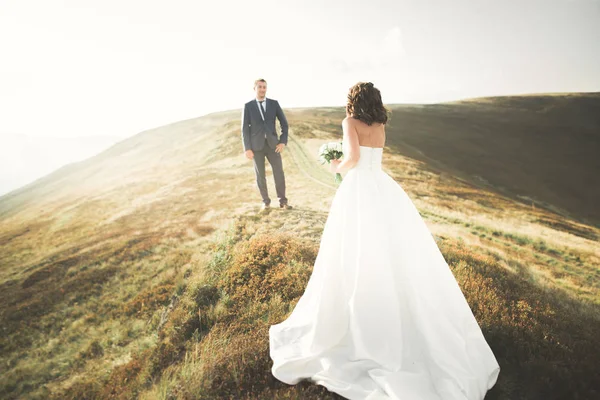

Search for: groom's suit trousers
xmin=252 ymin=137 xmax=287 ymax=206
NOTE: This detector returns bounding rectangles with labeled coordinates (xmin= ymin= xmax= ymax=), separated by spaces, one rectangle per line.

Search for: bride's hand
xmin=330 ymin=158 xmax=341 ymax=173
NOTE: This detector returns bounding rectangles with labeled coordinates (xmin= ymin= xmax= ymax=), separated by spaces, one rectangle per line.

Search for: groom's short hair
xmin=254 ymin=78 xmax=267 ymax=88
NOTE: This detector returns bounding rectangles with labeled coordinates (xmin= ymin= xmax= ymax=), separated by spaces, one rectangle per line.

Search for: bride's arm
xmin=335 ymin=117 xmax=360 ymax=174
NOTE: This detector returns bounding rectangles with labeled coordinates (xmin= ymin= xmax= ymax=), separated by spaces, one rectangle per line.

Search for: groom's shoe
xmin=261 ymin=203 xmax=271 ymax=211
xmin=280 ymin=203 xmax=293 ymax=210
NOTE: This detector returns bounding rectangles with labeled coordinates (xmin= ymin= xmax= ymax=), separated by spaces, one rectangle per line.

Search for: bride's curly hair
xmin=346 ymin=82 xmax=389 ymax=125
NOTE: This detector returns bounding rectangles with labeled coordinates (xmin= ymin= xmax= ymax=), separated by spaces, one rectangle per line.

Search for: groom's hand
xmin=275 ymin=143 xmax=286 ymax=153
xmin=245 ymin=149 xmax=254 ymax=160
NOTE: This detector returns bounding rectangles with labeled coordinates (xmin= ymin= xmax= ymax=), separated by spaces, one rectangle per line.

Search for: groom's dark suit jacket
xmin=241 ymin=98 xmax=288 ymax=152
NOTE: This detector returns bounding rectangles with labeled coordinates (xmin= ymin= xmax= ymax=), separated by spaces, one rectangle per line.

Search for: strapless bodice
xmin=354 ymin=145 xmax=383 ymax=170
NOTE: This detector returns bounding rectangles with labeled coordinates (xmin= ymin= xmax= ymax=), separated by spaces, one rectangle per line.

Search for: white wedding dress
xmin=269 ymin=144 xmax=500 ymax=399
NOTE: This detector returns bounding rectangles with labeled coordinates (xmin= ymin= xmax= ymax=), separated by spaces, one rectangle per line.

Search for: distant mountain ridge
xmin=0 ymin=134 xmax=121 ymax=197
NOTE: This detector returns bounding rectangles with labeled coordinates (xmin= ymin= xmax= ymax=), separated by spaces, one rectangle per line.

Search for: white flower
xmin=317 ymin=140 xmax=344 ymax=165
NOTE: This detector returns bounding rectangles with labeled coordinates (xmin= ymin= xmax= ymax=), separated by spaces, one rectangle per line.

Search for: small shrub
xmin=119 ymin=281 xmax=175 ymax=317
xmin=217 ymin=233 xmax=317 ymax=306
xmin=192 ymin=284 xmax=221 ymax=309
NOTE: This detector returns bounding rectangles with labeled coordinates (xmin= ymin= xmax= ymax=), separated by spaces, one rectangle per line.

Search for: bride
xmin=269 ymin=82 xmax=500 ymax=399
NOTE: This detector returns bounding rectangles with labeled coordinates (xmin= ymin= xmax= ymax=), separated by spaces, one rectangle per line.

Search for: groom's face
xmin=255 ymin=81 xmax=267 ymax=99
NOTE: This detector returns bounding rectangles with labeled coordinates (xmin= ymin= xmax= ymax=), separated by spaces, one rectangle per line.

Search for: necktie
xmin=259 ymin=100 xmax=266 ymax=116
xmin=259 ymin=100 xmax=266 ymax=139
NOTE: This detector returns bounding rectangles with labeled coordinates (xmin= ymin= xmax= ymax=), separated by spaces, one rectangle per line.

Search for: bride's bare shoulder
xmin=343 ymin=115 xmax=359 ymax=125
xmin=342 ymin=117 xmax=361 ymax=134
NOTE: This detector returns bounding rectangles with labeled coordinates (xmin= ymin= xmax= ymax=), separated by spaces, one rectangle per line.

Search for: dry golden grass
xmin=0 ymin=97 xmax=599 ymax=399
xmin=50 ymin=215 xmax=598 ymax=399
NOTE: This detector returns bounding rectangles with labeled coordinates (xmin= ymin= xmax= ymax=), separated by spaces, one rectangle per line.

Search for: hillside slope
xmin=384 ymin=92 xmax=600 ymax=227
xmin=1 ymin=94 xmax=599 ymax=399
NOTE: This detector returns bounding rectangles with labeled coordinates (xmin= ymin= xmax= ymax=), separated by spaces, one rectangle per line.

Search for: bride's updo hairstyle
xmin=346 ymin=82 xmax=389 ymax=126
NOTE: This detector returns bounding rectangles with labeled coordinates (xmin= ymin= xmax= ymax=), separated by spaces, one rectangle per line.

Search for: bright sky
xmin=1 ymin=0 xmax=599 ymax=195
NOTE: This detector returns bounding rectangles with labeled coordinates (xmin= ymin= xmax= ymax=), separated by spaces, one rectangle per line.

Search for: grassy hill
xmin=384 ymin=92 xmax=600 ymax=228
xmin=0 ymin=94 xmax=599 ymax=399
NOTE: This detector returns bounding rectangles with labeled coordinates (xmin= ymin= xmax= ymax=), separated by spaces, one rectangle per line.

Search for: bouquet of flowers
xmin=318 ymin=141 xmax=344 ymax=184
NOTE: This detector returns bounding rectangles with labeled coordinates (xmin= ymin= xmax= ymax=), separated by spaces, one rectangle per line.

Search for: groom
xmin=241 ymin=79 xmax=292 ymax=210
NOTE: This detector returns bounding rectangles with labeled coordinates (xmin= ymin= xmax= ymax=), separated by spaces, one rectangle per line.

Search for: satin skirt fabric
xmin=269 ymin=146 xmax=500 ymax=399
